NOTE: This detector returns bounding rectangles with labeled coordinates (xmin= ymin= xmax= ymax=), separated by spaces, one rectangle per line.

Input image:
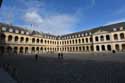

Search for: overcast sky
xmin=0 ymin=0 xmax=125 ymax=35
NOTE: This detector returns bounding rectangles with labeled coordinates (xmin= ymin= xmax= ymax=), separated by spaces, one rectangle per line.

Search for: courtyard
xmin=0 ymin=53 xmax=125 ymax=83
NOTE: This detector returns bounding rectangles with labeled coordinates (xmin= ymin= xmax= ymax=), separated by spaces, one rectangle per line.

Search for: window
xmin=8 ymin=35 xmax=13 ymax=41
xmin=9 ymin=29 xmax=13 ymax=32
xmin=102 ymin=45 xmax=105 ymax=51
xmin=15 ymin=36 xmax=18 ymax=42
xmin=96 ymin=46 xmax=100 ymax=51
xmin=2 ymin=27 xmax=6 ymax=31
xmin=107 ymin=45 xmax=111 ymax=51
xmin=114 ymin=34 xmax=118 ymax=40
xmin=100 ymin=36 xmax=104 ymax=41
xmin=26 ymin=38 xmax=29 ymax=43
xmin=120 ymin=33 xmax=125 ymax=39
xmin=32 ymin=38 xmax=35 ymax=43
xmin=20 ymin=37 xmax=24 ymax=42
xmin=106 ymin=35 xmax=110 ymax=40
xmin=95 ymin=36 xmax=99 ymax=41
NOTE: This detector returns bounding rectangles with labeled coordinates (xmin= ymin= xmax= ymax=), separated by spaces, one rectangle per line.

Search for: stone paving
xmin=0 ymin=53 xmax=125 ymax=83
xmin=0 ymin=68 xmax=17 ymax=83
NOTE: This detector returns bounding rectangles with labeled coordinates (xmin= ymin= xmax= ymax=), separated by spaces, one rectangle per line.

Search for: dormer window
xmin=113 ymin=28 xmax=117 ymax=31
xmin=82 ymin=34 xmax=84 ymax=36
xmin=26 ymin=32 xmax=29 ymax=35
xmin=15 ymin=30 xmax=19 ymax=33
xmin=89 ymin=32 xmax=92 ymax=35
xmin=21 ymin=31 xmax=24 ymax=34
xmin=85 ymin=33 xmax=88 ymax=36
xmin=78 ymin=34 xmax=80 ymax=37
xmin=9 ymin=29 xmax=13 ymax=32
xmin=2 ymin=27 xmax=6 ymax=31
xmin=120 ymin=27 xmax=123 ymax=30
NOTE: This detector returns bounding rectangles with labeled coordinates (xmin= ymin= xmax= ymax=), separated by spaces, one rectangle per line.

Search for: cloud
xmin=105 ymin=19 xmax=125 ymax=25
xmin=24 ymin=10 xmax=78 ymax=35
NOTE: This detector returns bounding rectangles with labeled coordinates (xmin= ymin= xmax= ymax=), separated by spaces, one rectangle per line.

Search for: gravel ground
xmin=0 ymin=53 xmax=125 ymax=83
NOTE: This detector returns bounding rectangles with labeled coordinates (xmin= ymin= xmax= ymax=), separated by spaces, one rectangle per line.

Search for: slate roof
xmin=0 ymin=22 xmax=125 ymax=39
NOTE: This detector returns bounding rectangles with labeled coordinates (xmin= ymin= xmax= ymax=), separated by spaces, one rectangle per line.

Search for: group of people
xmin=58 ymin=53 xmax=64 ymax=60
xmin=35 ymin=53 xmax=64 ymax=61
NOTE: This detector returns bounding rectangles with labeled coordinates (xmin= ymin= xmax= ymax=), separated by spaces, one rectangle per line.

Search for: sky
xmin=0 ymin=0 xmax=125 ymax=35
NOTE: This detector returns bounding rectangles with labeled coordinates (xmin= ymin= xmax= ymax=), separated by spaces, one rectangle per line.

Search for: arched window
xmin=115 ymin=44 xmax=120 ymax=51
xmin=101 ymin=45 xmax=105 ymax=51
xmin=83 ymin=46 xmax=85 ymax=51
xmin=0 ymin=34 xmax=6 ymax=41
xmin=107 ymin=45 xmax=111 ymax=51
xmin=25 ymin=47 xmax=28 ymax=54
xmin=100 ymin=36 xmax=104 ymax=41
xmin=95 ymin=36 xmax=99 ymax=41
xmin=120 ymin=33 xmax=125 ymax=39
xmin=32 ymin=38 xmax=35 ymax=43
xmin=86 ymin=46 xmax=89 ymax=51
xmin=37 ymin=39 xmax=39 ymax=43
xmin=75 ymin=39 xmax=77 ymax=44
xmin=8 ymin=35 xmax=13 ymax=41
xmin=20 ymin=37 xmax=24 ymax=42
xmin=90 ymin=38 xmax=92 ymax=42
xmin=20 ymin=47 xmax=23 ymax=53
xmin=26 ymin=38 xmax=29 ymax=43
xmin=86 ymin=38 xmax=88 ymax=43
xmin=15 ymin=36 xmax=18 ymax=42
xmin=79 ymin=39 xmax=81 ymax=43
xmin=106 ymin=35 xmax=110 ymax=40
xmin=82 ymin=38 xmax=84 ymax=43
xmin=122 ymin=44 xmax=125 ymax=51
xmin=41 ymin=39 xmax=43 ymax=43
xmin=114 ymin=34 xmax=118 ymax=40
xmin=96 ymin=45 xmax=100 ymax=51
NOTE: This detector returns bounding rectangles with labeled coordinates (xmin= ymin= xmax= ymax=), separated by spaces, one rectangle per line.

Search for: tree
xmin=0 ymin=0 xmax=3 ymax=8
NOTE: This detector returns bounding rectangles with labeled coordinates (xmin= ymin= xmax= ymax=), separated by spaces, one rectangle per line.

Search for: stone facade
xmin=0 ymin=22 xmax=125 ymax=55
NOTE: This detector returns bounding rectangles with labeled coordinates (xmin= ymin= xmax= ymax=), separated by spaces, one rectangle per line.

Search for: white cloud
xmin=24 ymin=10 xmax=78 ymax=35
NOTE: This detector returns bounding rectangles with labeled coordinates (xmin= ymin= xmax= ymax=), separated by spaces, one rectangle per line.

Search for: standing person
xmin=61 ymin=53 xmax=63 ymax=59
xmin=58 ymin=53 xmax=60 ymax=59
xmin=35 ymin=54 xmax=38 ymax=61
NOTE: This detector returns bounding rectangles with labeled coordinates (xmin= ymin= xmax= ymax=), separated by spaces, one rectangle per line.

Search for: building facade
xmin=0 ymin=22 xmax=125 ymax=55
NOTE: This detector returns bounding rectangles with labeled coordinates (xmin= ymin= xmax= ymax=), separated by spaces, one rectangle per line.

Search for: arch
xmin=100 ymin=35 xmax=104 ymax=41
xmin=120 ymin=33 xmax=125 ymax=39
xmin=37 ymin=39 xmax=39 ymax=43
xmin=114 ymin=34 xmax=118 ymax=40
xmin=115 ymin=44 xmax=120 ymax=51
xmin=90 ymin=38 xmax=92 ymax=42
xmin=25 ymin=47 xmax=28 ymax=54
xmin=41 ymin=39 xmax=43 ymax=43
xmin=75 ymin=39 xmax=77 ymax=44
xmin=20 ymin=37 xmax=24 ymax=42
xmin=20 ymin=47 xmax=23 ymax=53
xmin=106 ymin=35 xmax=110 ymax=40
xmin=96 ymin=45 xmax=100 ymax=51
xmin=107 ymin=45 xmax=112 ymax=51
xmin=101 ymin=45 xmax=105 ymax=51
xmin=8 ymin=35 xmax=13 ymax=41
xmin=86 ymin=46 xmax=89 ymax=51
xmin=83 ymin=46 xmax=85 ymax=51
xmin=32 ymin=47 xmax=35 ymax=53
xmin=72 ymin=40 xmax=74 ymax=44
xmin=7 ymin=46 xmax=12 ymax=54
xmin=15 ymin=36 xmax=19 ymax=42
xmin=79 ymin=47 xmax=81 ymax=51
xmin=79 ymin=39 xmax=81 ymax=43
xmin=32 ymin=38 xmax=35 ymax=43
xmin=95 ymin=36 xmax=99 ymax=41
xmin=122 ymin=44 xmax=125 ymax=51
xmin=82 ymin=38 xmax=84 ymax=43
xmin=26 ymin=38 xmax=29 ymax=43
xmin=14 ymin=47 xmax=18 ymax=54
xmin=86 ymin=38 xmax=88 ymax=43
xmin=0 ymin=34 xmax=6 ymax=41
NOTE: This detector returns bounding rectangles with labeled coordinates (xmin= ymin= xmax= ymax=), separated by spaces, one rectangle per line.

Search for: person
xmin=61 ymin=53 xmax=63 ymax=59
xmin=58 ymin=53 xmax=60 ymax=59
xmin=35 ymin=54 xmax=38 ymax=61
xmin=112 ymin=50 xmax=116 ymax=54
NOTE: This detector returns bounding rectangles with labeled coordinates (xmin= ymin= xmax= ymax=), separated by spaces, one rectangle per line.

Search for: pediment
xmin=94 ymin=29 xmax=109 ymax=35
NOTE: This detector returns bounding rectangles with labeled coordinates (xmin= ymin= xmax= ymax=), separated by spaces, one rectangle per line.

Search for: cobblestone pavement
xmin=0 ymin=53 xmax=125 ymax=83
